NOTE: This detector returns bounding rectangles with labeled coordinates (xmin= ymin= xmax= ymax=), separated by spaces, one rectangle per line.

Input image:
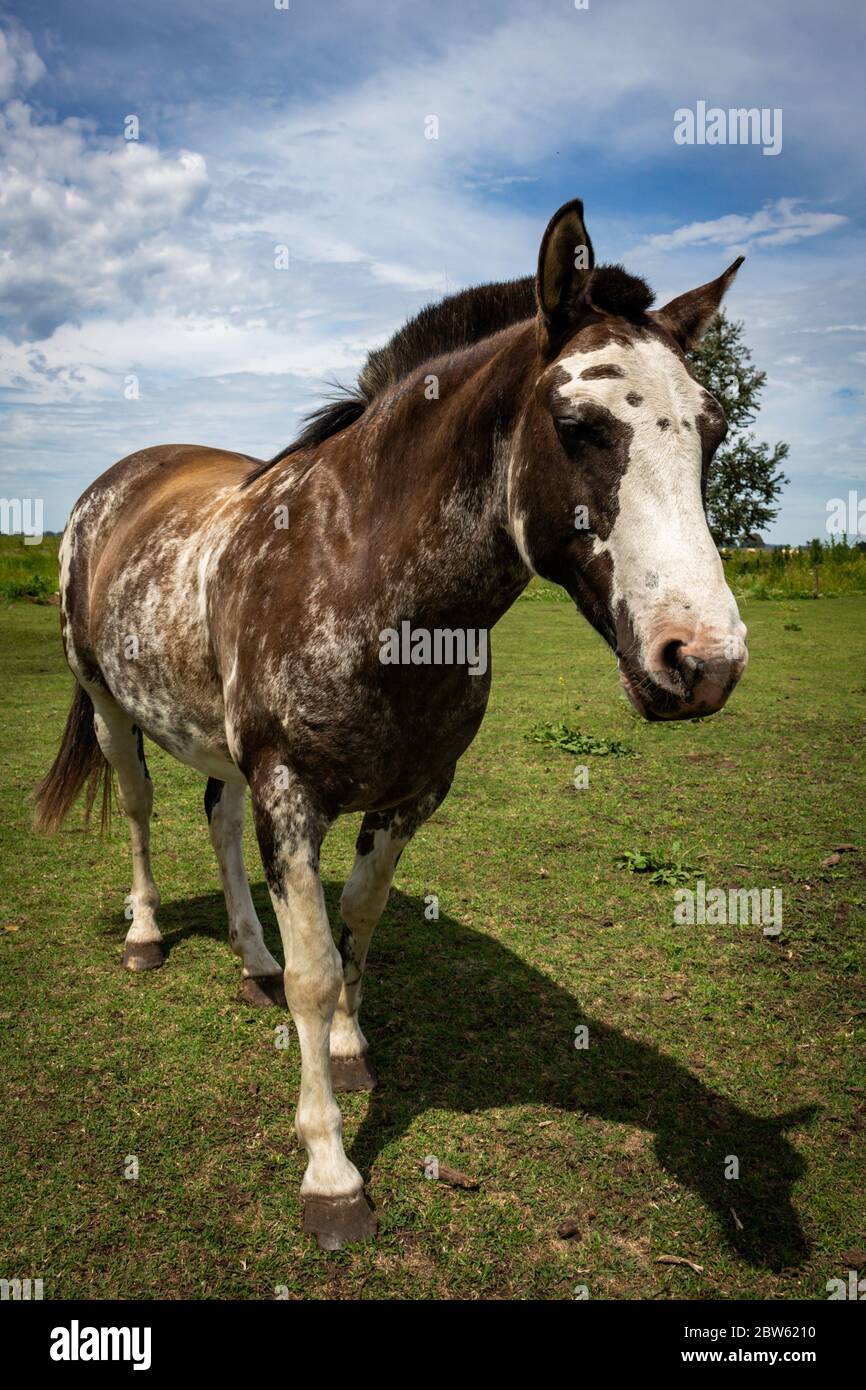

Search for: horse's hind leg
xmin=204 ymin=778 xmax=284 ymax=1006
xmin=331 ymin=767 xmax=455 ymax=1092
xmin=90 ymin=693 xmax=163 ymax=972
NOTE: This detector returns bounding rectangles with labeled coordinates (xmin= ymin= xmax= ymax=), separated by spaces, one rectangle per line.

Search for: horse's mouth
xmin=618 ymin=662 xmax=700 ymax=722
xmin=619 ymin=664 xmax=665 ymax=720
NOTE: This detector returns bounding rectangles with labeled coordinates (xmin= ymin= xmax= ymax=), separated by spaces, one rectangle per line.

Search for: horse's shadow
xmin=155 ymin=882 xmax=815 ymax=1272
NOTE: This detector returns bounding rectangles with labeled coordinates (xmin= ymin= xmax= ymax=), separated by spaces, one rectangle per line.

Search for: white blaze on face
xmin=556 ymin=336 xmax=745 ymax=669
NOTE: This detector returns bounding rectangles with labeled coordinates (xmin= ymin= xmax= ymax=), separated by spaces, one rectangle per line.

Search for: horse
xmin=35 ymin=199 xmax=748 ymax=1249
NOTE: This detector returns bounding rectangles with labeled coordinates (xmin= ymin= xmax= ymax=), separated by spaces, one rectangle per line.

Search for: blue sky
xmin=1 ymin=0 xmax=863 ymax=539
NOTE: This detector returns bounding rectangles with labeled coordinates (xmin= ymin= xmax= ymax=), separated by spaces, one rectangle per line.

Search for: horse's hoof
xmin=303 ymin=1192 xmax=377 ymax=1251
xmin=241 ymin=974 xmax=287 ymax=1008
xmin=122 ymin=942 xmax=164 ymax=972
xmin=330 ymin=1053 xmax=377 ymax=1092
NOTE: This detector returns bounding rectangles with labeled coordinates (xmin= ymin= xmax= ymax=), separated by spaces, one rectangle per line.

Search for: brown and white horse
xmin=35 ymin=200 xmax=748 ymax=1248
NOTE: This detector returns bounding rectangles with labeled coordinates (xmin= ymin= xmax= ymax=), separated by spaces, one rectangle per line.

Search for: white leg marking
xmin=331 ymin=828 xmax=406 ymax=1060
xmin=269 ymin=846 xmax=363 ymax=1199
xmin=208 ymin=784 xmax=282 ymax=978
xmin=91 ymin=694 xmax=160 ymax=950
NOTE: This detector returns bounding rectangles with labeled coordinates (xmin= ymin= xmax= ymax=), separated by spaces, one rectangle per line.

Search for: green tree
xmin=688 ymin=312 xmax=789 ymax=546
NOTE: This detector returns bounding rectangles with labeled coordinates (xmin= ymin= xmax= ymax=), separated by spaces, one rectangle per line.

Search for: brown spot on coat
xmin=580 ymin=364 xmax=625 ymax=380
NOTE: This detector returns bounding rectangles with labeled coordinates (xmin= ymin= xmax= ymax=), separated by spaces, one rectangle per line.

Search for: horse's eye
xmin=554 ymin=416 xmax=606 ymax=451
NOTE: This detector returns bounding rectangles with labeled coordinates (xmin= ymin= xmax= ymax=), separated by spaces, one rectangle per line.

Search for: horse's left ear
xmin=651 ymin=256 xmax=745 ymax=350
xmin=536 ymin=199 xmax=595 ymax=353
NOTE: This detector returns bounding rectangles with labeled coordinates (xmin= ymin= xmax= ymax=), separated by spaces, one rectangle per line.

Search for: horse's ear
xmin=536 ymin=199 xmax=595 ymax=352
xmin=651 ymin=256 xmax=744 ymax=350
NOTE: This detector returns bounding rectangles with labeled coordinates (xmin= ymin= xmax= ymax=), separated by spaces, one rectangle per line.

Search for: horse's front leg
xmin=331 ymin=768 xmax=455 ymax=1092
xmin=248 ymin=759 xmax=376 ymax=1250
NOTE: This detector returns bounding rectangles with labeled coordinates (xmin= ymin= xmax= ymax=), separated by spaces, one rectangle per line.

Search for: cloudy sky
xmin=1 ymin=0 xmax=863 ymax=539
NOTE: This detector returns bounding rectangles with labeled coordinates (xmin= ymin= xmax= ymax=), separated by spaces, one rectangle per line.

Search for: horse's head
xmin=507 ymin=199 xmax=748 ymax=721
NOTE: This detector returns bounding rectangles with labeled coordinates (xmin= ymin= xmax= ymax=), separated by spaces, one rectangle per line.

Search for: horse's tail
xmin=33 ymin=682 xmax=112 ymax=832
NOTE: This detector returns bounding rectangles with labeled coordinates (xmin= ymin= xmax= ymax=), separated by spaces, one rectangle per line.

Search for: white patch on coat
xmin=503 ymin=439 xmax=537 ymax=577
xmin=556 ymin=337 xmax=745 ymax=665
xmin=83 ymin=482 xmax=250 ymax=782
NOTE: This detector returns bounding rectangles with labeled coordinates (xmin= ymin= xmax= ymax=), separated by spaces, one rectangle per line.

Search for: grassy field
xmin=0 ymin=536 xmax=60 ymax=601
xmin=3 ymin=531 xmax=866 ymax=603
xmin=0 ymin=590 xmax=864 ymax=1301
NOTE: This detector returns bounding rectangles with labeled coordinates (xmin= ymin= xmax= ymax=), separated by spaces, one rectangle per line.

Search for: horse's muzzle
xmin=619 ymin=624 xmax=748 ymax=721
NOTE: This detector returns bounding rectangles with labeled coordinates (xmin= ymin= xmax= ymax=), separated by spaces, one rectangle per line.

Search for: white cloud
xmin=0 ymin=99 xmax=210 ymax=339
xmin=640 ymin=199 xmax=847 ymax=254
xmin=798 ymin=324 xmax=866 ymax=334
xmin=368 ymin=260 xmax=450 ymax=292
xmin=0 ymin=19 xmax=45 ymax=100
xmin=0 ymin=307 xmax=367 ymax=400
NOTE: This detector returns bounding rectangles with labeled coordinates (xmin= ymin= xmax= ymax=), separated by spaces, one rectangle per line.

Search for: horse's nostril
xmin=679 ymin=653 xmax=706 ymax=688
xmin=658 ymin=640 xmax=706 ymax=697
xmin=661 ymin=640 xmax=684 ymax=673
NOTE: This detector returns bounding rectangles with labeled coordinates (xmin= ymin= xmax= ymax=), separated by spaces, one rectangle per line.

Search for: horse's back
xmin=68 ymin=444 xmax=256 ymax=548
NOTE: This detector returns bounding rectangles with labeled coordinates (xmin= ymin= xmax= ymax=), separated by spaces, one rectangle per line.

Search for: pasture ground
xmin=0 ymin=593 xmax=864 ymax=1300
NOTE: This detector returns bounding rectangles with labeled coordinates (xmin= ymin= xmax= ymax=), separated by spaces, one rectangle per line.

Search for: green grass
xmin=0 ymin=535 xmax=62 ymax=601
xmin=1 ymin=594 xmax=864 ymax=1300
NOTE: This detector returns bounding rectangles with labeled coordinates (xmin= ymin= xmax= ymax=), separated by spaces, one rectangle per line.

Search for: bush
xmin=720 ymin=537 xmax=866 ymax=599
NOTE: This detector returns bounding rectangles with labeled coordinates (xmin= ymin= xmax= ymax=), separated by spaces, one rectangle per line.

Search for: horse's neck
xmin=353 ymin=322 xmax=535 ymax=617
xmin=249 ymin=322 xmax=535 ymax=621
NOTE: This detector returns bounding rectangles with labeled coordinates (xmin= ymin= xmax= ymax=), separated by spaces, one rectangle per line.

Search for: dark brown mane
xmin=358 ymin=275 xmax=536 ymax=401
xmin=244 ymin=264 xmax=653 ymax=486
